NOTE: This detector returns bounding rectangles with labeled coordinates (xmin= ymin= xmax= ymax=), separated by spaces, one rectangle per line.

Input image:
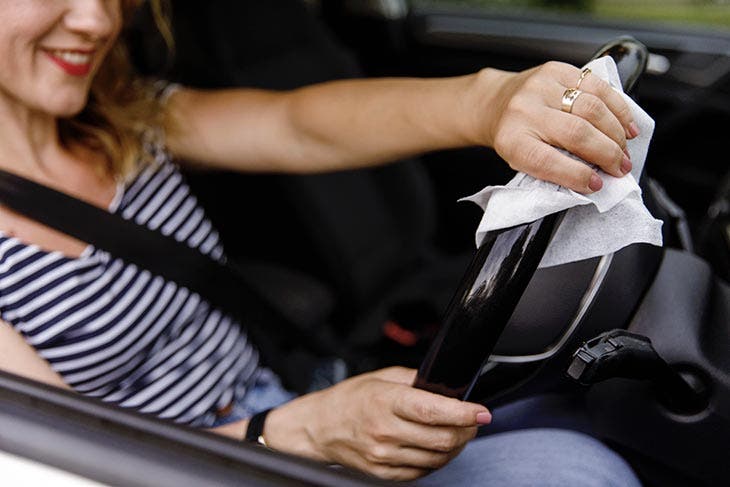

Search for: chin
xmin=46 ymin=93 xmax=90 ymax=118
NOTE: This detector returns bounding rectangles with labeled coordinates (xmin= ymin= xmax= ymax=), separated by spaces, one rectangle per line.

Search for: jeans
xmin=415 ymin=428 xmax=641 ymax=486
xmin=210 ymin=368 xmax=296 ymax=427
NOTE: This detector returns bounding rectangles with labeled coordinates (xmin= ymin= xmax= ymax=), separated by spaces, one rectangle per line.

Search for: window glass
xmin=411 ymin=0 xmax=730 ymax=30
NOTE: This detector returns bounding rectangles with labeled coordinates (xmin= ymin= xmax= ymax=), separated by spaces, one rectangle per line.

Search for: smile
xmin=44 ymin=49 xmax=95 ymax=77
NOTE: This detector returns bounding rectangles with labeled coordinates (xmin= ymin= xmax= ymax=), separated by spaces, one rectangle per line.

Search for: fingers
xmin=359 ymin=424 xmax=473 ymax=479
xmin=548 ymin=67 xmax=636 ymax=179
xmin=577 ymin=70 xmax=639 ymax=139
xmin=392 ymin=420 xmax=478 ymax=453
xmin=359 ymin=443 xmax=467 ymax=481
xmin=508 ymin=134 xmax=603 ymax=193
xmin=392 ymin=388 xmax=490 ymax=427
xmin=543 ymin=108 xmax=632 ymax=179
xmin=554 ymin=85 xmax=627 ymax=151
xmin=362 ymin=464 xmax=431 ymax=482
xmin=552 ymin=63 xmax=638 ymax=139
xmin=364 ymin=444 xmax=454 ymax=470
xmin=341 ymin=444 xmax=431 ymax=481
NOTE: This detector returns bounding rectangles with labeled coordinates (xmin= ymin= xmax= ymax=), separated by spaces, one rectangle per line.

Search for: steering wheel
xmin=414 ymin=37 xmax=649 ymax=399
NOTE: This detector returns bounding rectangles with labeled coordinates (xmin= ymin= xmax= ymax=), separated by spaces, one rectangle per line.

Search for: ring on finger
xmin=575 ymin=68 xmax=591 ymax=90
xmin=561 ymin=88 xmax=583 ymax=114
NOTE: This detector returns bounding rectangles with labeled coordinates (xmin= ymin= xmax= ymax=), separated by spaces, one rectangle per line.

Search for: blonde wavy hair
xmin=58 ymin=0 xmax=174 ymax=178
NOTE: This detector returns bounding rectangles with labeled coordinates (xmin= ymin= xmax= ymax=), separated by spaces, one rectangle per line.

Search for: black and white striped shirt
xmin=0 ymin=137 xmax=263 ymax=427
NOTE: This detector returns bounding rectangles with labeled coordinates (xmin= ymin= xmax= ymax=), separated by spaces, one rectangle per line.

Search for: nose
xmin=63 ymin=0 xmax=121 ymax=42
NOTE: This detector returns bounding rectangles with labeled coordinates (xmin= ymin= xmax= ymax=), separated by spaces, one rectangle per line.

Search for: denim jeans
xmin=210 ymin=368 xmax=296 ymax=427
xmin=415 ymin=428 xmax=641 ymax=486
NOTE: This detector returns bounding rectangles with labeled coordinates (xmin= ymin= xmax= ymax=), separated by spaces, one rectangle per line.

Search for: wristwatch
xmin=244 ymin=408 xmax=273 ymax=446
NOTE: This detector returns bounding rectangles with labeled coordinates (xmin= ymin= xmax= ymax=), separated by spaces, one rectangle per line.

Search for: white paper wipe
xmin=462 ymin=56 xmax=663 ymax=268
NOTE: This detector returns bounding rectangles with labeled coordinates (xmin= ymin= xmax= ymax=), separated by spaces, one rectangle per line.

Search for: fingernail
xmin=621 ymin=155 xmax=632 ymax=175
xmin=476 ymin=412 xmax=492 ymax=425
xmin=589 ymin=172 xmax=603 ymax=192
xmin=627 ymin=122 xmax=640 ymax=138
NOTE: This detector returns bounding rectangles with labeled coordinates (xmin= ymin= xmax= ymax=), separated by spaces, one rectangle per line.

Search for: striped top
xmin=0 ymin=135 xmax=264 ymax=427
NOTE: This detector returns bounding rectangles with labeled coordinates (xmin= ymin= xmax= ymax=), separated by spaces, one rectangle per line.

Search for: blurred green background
xmin=413 ymin=0 xmax=730 ymax=29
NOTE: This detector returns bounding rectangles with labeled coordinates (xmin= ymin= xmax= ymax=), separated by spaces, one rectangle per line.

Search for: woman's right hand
xmin=263 ymin=366 xmax=491 ymax=481
xmin=466 ymin=61 xmax=638 ymax=194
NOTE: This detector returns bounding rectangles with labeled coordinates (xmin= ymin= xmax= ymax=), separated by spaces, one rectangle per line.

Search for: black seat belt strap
xmin=0 ymin=169 xmax=253 ymax=314
xmin=0 ymin=168 xmax=333 ymax=364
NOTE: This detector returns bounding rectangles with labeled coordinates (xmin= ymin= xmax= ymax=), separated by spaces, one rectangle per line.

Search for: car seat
xmin=128 ymin=0 xmax=473 ymax=378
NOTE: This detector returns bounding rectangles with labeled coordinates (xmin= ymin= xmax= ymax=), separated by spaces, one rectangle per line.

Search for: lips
xmin=44 ymin=49 xmax=95 ymax=77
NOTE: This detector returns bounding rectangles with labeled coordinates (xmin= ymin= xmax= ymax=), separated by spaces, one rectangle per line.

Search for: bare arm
xmin=0 ymin=320 xmax=70 ymax=389
xmin=164 ymin=63 xmax=638 ymax=194
xmin=164 ymin=74 xmax=478 ymax=174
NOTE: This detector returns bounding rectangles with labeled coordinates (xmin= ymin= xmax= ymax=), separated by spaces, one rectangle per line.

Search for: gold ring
xmin=575 ymin=68 xmax=591 ymax=90
xmin=561 ymin=88 xmax=582 ymax=113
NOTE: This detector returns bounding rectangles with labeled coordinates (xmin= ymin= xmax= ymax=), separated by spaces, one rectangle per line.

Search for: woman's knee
xmin=417 ymin=428 xmax=641 ymax=487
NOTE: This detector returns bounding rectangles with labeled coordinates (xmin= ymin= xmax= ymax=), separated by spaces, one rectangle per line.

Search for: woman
xmin=0 ymin=0 xmax=641 ymax=484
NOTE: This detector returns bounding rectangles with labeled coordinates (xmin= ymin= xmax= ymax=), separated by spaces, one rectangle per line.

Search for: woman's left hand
xmin=261 ymin=367 xmax=489 ymax=480
xmin=468 ymin=61 xmax=639 ymax=194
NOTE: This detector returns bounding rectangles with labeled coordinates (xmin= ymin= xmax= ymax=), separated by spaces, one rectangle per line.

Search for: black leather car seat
xmin=129 ymin=0 xmax=470 ymax=371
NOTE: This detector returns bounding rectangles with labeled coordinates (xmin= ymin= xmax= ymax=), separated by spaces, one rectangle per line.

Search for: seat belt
xmin=0 ymin=168 xmax=336 ymax=384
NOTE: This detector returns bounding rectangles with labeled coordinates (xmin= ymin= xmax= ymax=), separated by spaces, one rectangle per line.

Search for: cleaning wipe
xmin=462 ymin=56 xmax=663 ymax=268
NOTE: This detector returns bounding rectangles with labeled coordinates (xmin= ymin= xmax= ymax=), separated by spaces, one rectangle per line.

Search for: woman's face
xmin=0 ymin=0 xmax=122 ymax=118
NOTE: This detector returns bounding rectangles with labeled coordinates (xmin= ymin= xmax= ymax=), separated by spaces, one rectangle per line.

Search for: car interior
xmin=0 ymin=0 xmax=728 ymax=485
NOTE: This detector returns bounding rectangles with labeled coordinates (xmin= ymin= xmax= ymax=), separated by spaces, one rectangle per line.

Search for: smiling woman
xmin=0 ymin=0 xmax=121 ymax=115
xmin=0 ymin=0 xmax=645 ymax=483
xmin=0 ymin=0 xmax=168 ymax=177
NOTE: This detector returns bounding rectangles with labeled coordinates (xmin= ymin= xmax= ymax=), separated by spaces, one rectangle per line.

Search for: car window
xmin=411 ymin=0 xmax=730 ymax=31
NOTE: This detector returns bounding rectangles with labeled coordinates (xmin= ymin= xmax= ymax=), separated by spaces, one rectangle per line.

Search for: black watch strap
xmin=245 ymin=408 xmax=273 ymax=446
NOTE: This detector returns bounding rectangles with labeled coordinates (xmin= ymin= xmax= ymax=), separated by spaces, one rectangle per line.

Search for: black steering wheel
xmin=414 ymin=37 xmax=649 ymax=399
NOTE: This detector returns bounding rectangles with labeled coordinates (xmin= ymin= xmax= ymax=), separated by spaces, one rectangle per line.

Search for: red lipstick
xmin=44 ymin=50 xmax=94 ymax=77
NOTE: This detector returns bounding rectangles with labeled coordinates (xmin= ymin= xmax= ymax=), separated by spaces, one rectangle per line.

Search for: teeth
xmin=53 ymin=50 xmax=92 ymax=65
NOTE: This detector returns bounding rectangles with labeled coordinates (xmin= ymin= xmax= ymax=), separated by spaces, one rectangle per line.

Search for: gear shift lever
xmin=567 ymin=329 xmax=708 ymax=414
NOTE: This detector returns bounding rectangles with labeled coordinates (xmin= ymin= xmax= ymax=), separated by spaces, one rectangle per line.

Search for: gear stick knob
xmin=567 ymin=329 xmax=707 ymax=415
